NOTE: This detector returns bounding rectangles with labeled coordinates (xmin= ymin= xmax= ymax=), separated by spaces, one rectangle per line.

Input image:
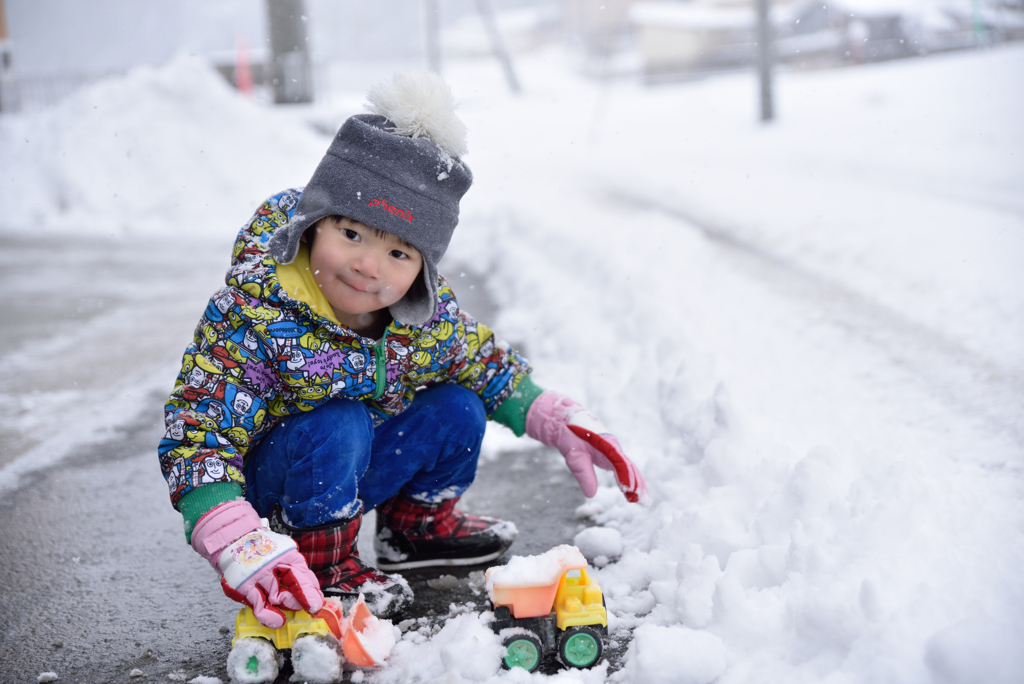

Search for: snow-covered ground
xmin=1 ymin=42 xmax=1022 ymax=683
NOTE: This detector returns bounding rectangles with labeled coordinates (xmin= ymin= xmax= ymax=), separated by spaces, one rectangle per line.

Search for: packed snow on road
xmin=1 ymin=40 xmax=1021 ymax=684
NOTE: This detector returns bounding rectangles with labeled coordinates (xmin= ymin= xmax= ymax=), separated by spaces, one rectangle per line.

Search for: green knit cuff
xmin=490 ymin=374 xmax=545 ymax=437
xmin=177 ymin=482 xmax=244 ymax=544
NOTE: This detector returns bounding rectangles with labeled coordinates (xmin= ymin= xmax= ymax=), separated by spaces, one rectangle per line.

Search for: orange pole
xmin=0 ymin=0 xmax=8 ymax=41
xmin=236 ymin=34 xmax=253 ymax=95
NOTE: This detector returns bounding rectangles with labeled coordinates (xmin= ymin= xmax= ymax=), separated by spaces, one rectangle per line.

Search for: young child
xmin=158 ymin=73 xmax=649 ymax=627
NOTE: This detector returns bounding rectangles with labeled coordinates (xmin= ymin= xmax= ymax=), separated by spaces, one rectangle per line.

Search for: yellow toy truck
xmin=486 ymin=545 xmax=608 ymax=672
xmin=227 ymin=595 xmax=391 ymax=683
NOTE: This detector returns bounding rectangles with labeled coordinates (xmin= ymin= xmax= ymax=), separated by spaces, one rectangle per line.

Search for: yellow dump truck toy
xmin=486 ymin=545 xmax=608 ymax=672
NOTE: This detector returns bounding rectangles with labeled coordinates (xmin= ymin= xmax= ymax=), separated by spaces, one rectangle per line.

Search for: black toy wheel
xmin=502 ymin=632 xmax=543 ymax=672
xmin=558 ymin=626 xmax=603 ymax=669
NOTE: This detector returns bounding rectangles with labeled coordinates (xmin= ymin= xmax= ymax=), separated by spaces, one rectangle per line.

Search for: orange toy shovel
xmin=340 ymin=595 xmax=381 ymax=667
xmin=312 ymin=595 xmax=390 ymax=668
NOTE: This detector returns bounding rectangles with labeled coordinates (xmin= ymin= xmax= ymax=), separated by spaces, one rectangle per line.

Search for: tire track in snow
xmin=599 ymin=184 xmax=1024 ymax=454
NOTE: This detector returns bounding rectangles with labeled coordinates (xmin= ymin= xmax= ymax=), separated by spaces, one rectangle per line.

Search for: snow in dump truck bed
xmin=486 ymin=544 xmax=588 ymax=591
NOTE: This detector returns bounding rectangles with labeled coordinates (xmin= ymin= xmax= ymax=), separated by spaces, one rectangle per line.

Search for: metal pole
xmin=756 ymin=0 xmax=774 ymax=122
xmin=0 ymin=0 xmax=9 ymax=113
xmin=266 ymin=0 xmax=313 ymax=104
xmin=423 ymin=0 xmax=441 ymax=74
xmin=476 ymin=0 xmax=521 ymax=93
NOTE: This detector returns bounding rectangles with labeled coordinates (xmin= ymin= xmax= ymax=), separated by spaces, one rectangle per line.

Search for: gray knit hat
xmin=269 ymin=73 xmax=472 ymax=327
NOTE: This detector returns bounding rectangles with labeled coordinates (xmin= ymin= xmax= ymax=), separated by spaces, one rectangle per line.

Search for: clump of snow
xmin=130 ymin=670 xmax=145 ymax=679
xmin=290 ymin=635 xmax=341 ymax=684
xmin=36 ymin=674 xmax=58 ymax=684
xmin=226 ymin=636 xmax=280 ymax=684
xmin=352 ymin=612 xmax=401 ymax=665
xmin=573 ymin=527 xmax=623 ymax=563
xmin=924 ymin=613 xmax=1024 ymax=684
xmin=426 ymin=574 xmax=463 ymax=590
xmin=486 ymin=545 xmax=587 ymax=592
xmin=360 ymin=575 xmax=413 ymax=618
xmin=490 ymin=519 xmax=519 ymax=542
xmin=615 ymin=624 xmax=726 ymax=684
xmin=188 ymin=678 xmax=223 ymax=684
xmin=376 ymin=612 xmax=503 ymax=683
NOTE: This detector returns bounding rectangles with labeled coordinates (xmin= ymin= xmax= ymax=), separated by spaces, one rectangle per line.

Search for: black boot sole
xmin=376 ymin=545 xmax=511 ymax=571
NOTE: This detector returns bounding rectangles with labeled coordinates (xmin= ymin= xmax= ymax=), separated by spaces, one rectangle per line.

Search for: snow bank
xmin=0 ymin=54 xmax=325 ymax=237
xmin=444 ymin=43 xmax=1024 ymax=684
xmin=616 ymin=624 xmax=726 ymax=684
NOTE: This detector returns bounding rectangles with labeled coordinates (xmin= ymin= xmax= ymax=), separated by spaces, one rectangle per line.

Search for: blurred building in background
xmin=0 ymin=0 xmax=1021 ymax=112
xmin=629 ymin=0 xmax=1024 ymax=78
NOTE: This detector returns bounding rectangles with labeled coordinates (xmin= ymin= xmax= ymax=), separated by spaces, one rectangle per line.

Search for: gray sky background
xmin=5 ymin=0 xmax=556 ymax=74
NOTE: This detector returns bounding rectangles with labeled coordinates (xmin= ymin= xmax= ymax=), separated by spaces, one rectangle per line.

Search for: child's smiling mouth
xmin=340 ymin=277 xmax=374 ymax=294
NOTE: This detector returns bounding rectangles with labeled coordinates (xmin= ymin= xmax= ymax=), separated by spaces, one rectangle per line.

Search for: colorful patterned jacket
xmin=158 ymin=189 xmax=533 ymax=527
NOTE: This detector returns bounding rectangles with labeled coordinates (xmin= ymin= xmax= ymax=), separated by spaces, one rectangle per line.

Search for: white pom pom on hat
xmin=365 ymin=71 xmax=468 ymax=159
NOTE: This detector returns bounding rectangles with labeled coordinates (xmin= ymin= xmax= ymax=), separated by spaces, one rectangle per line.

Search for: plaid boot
xmin=374 ymin=495 xmax=517 ymax=571
xmin=270 ymin=508 xmax=413 ymax=618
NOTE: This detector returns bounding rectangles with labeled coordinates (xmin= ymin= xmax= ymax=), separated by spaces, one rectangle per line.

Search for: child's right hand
xmin=190 ymin=500 xmax=323 ymax=628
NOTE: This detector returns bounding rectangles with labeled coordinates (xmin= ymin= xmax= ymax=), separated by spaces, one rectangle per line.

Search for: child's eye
xmin=389 ymin=250 xmax=409 ymax=260
xmin=343 ymin=228 xmax=360 ymax=241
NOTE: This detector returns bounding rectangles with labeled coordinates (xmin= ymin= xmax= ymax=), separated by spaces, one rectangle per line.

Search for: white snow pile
xmin=357 ymin=613 xmax=401 ymax=665
xmin=290 ymin=635 xmax=342 ymax=684
xmin=619 ymin=624 xmax=727 ymax=684
xmin=0 ymin=54 xmax=325 ymax=237
xmin=573 ymin=527 xmax=624 ymax=565
xmin=379 ymin=613 xmax=508 ymax=683
xmin=442 ymin=43 xmax=1024 ymax=684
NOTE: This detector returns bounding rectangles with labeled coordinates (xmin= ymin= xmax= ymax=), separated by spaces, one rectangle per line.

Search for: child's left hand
xmin=526 ymin=391 xmax=651 ymax=506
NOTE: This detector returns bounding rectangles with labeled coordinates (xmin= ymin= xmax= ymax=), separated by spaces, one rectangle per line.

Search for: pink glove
xmin=191 ymin=500 xmax=324 ymax=628
xmin=526 ymin=391 xmax=651 ymax=505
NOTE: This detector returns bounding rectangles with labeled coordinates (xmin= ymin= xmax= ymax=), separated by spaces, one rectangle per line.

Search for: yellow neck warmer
xmin=275 ymin=243 xmax=341 ymax=326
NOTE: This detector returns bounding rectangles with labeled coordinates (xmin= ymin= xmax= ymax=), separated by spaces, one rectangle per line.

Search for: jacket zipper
xmin=372 ymin=339 xmax=387 ymax=401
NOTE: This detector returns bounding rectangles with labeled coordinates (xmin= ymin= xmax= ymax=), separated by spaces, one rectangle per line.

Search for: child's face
xmin=309 ymin=216 xmax=423 ymax=326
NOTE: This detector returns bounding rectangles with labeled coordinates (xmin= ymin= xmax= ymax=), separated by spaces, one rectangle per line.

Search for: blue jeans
xmin=244 ymin=385 xmax=487 ymax=528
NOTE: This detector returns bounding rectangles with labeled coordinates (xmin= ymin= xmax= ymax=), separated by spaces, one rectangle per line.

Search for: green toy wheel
xmin=226 ymin=637 xmax=280 ymax=683
xmin=502 ymin=633 xmax=543 ymax=672
xmin=558 ymin=626 xmax=603 ymax=669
